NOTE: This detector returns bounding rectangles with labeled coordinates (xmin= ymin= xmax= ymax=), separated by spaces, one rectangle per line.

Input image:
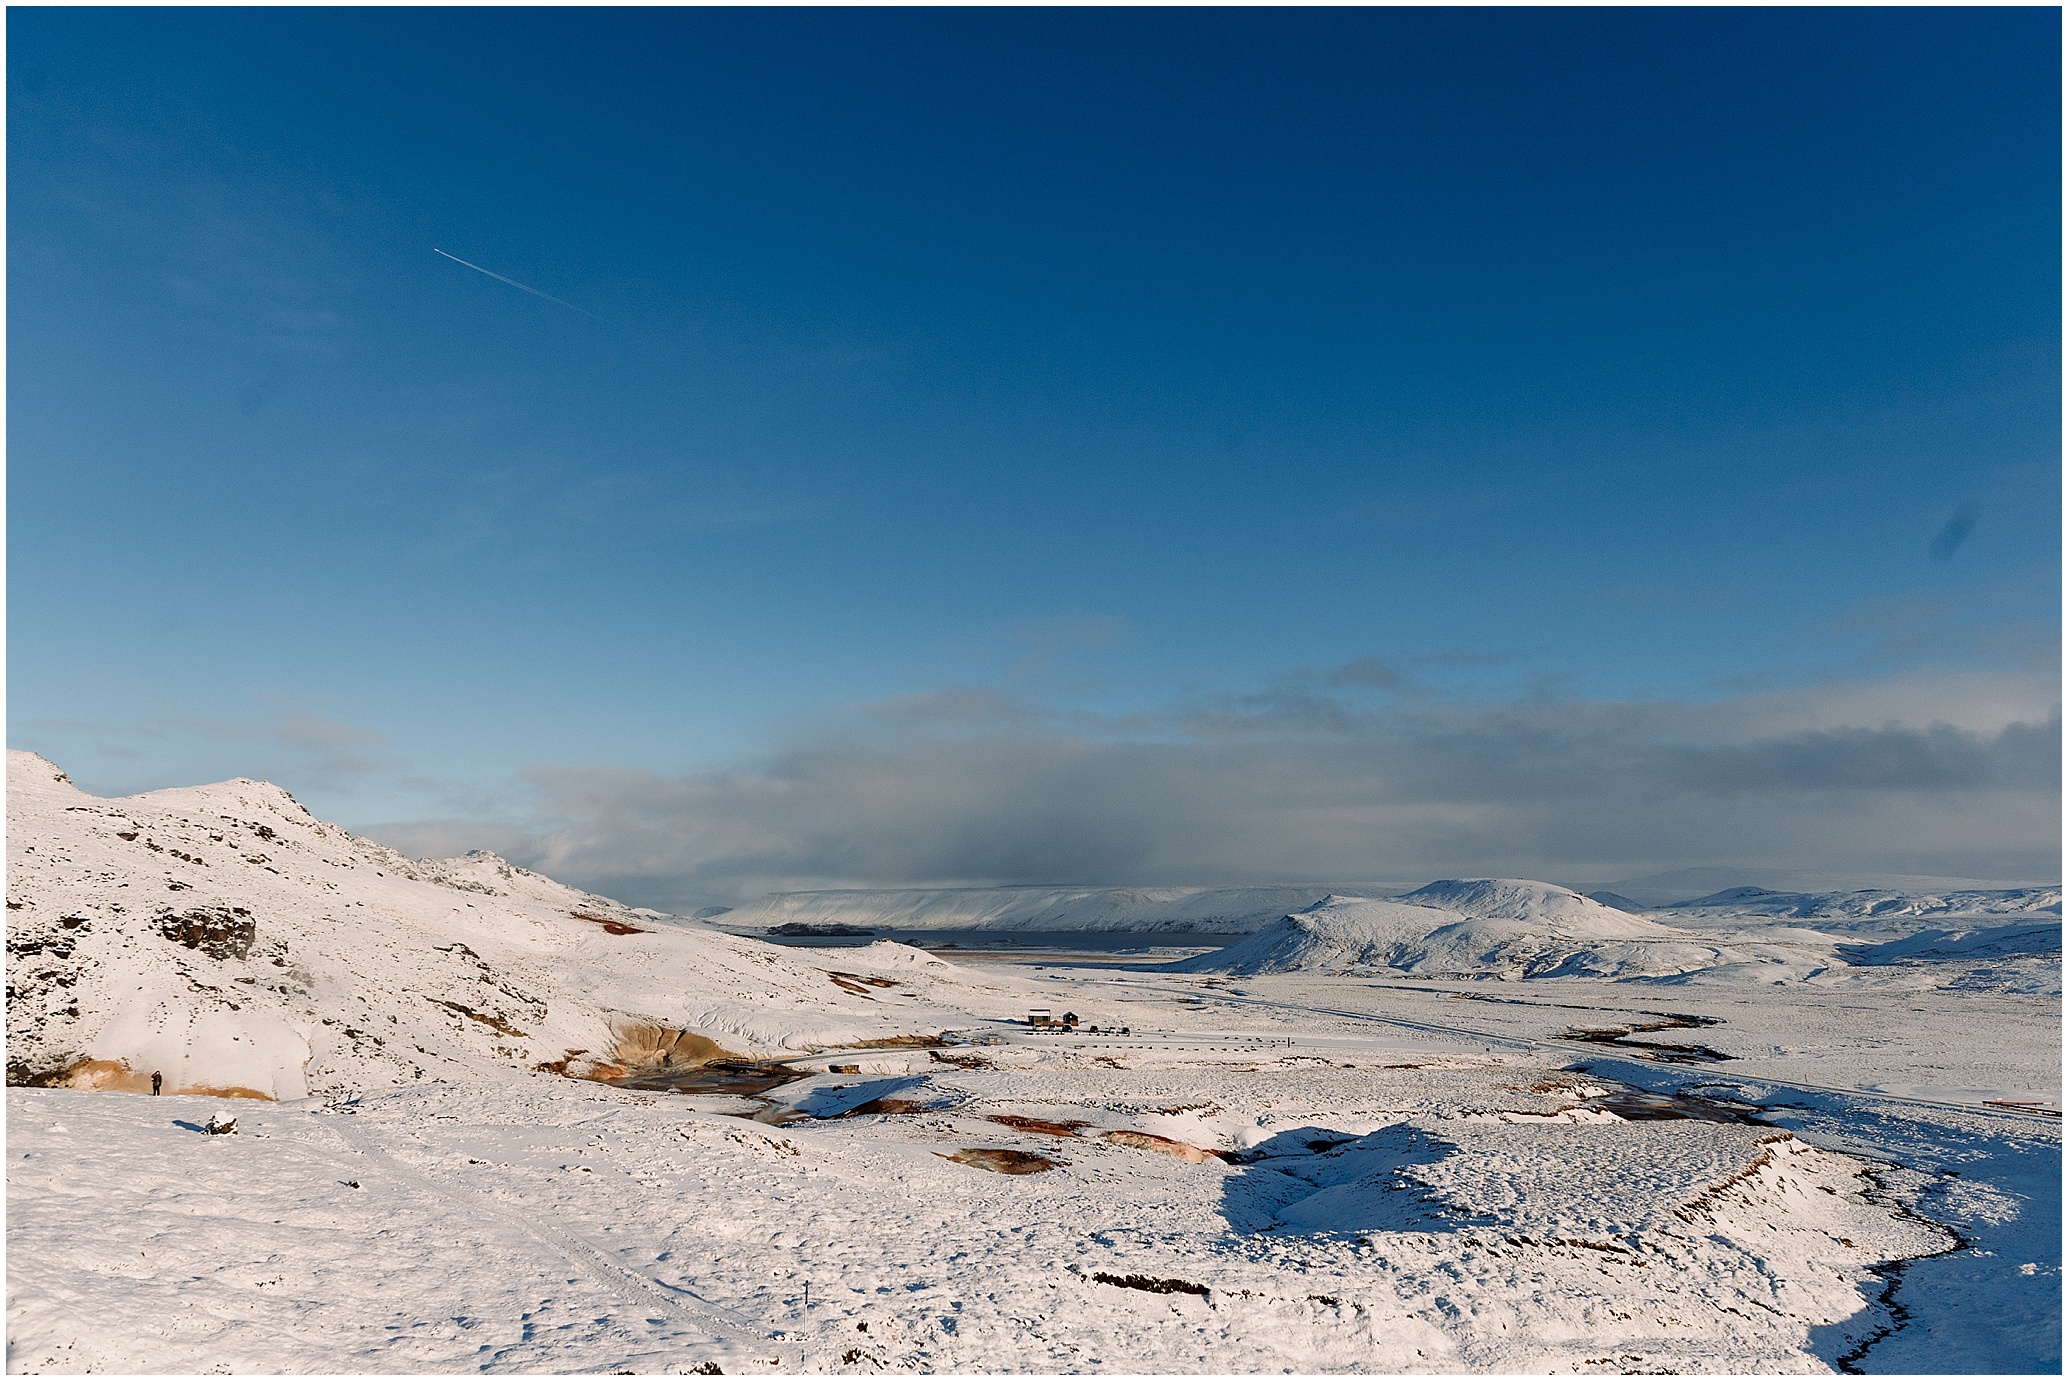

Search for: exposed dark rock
xmin=155 ymin=906 xmax=257 ymax=960
xmin=1092 ymin=1271 xmax=1209 ymax=1297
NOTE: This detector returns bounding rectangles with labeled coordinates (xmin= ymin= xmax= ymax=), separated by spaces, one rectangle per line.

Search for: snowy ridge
xmin=1166 ymin=876 xmax=2062 ymax=990
xmin=1588 ymin=866 xmax=2052 ymax=909
xmin=1399 ymin=877 xmax=1671 ymax=935
xmin=4 ymin=752 xmax=978 ymax=1100
xmin=720 ymin=884 xmax=1335 ymax=934
xmin=1841 ymin=923 xmax=2062 ymax=965
xmin=728 ymin=875 xmax=2060 ymax=940
xmin=1666 ymin=884 xmax=2061 ymax=923
xmin=1171 ymin=884 xmax=1821 ymax=980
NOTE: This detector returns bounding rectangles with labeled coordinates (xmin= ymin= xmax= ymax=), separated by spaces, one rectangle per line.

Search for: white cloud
xmin=357 ymin=667 xmax=2061 ymax=912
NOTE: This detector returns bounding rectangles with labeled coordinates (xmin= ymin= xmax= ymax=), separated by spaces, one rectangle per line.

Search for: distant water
xmin=730 ymin=927 xmax=1245 ymax=965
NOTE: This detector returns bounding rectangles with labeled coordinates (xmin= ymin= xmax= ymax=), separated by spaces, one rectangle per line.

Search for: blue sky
xmin=9 ymin=9 xmax=2059 ymax=903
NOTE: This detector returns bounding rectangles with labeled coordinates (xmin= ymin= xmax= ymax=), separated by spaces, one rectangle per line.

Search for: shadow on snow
xmin=1219 ymin=1123 xmax=1492 ymax=1236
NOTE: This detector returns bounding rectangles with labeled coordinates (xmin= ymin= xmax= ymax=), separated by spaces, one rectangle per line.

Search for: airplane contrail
xmin=433 ymin=247 xmax=596 ymax=317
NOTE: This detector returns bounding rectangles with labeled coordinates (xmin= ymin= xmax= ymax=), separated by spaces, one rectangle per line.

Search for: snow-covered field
xmin=7 ymin=752 xmax=2059 ymax=1373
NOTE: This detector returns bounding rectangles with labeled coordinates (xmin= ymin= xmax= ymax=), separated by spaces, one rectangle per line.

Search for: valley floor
xmin=7 ymin=962 xmax=2058 ymax=1375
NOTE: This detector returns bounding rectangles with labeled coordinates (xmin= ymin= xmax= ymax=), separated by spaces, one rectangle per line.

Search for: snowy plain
xmin=5 ymin=751 xmax=2059 ymax=1374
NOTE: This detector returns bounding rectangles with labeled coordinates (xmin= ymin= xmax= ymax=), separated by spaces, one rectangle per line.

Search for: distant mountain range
xmin=720 ymin=873 xmax=2058 ymax=939
xmin=1656 ymin=884 xmax=2059 ymax=920
xmin=1170 ymin=879 xmax=2058 ymax=989
xmin=1582 ymin=865 xmax=2056 ymax=909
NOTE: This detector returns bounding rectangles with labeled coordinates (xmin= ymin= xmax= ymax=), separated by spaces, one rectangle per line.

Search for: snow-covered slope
xmin=4 ymin=752 xmax=971 ymax=1100
xmin=720 ymin=884 xmax=1334 ymax=934
xmin=1842 ymin=923 xmax=2063 ymax=964
xmin=1666 ymin=884 xmax=2061 ymax=927
xmin=723 ymin=876 xmax=2062 ymax=948
xmin=1833 ymin=922 xmax=2063 ymax=997
xmin=1591 ymin=866 xmax=2051 ymax=909
xmin=1399 ymin=877 xmax=1667 ymax=933
xmin=1171 ymin=882 xmax=1832 ymax=981
xmin=1172 ymin=876 xmax=2061 ymax=989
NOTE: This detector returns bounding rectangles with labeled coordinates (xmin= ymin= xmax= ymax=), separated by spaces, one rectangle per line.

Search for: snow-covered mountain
xmin=719 ymin=884 xmax=1335 ymax=934
xmin=1589 ymin=866 xmax=2053 ymax=909
xmin=1397 ymin=877 xmax=1659 ymax=930
xmin=4 ymin=752 xmax=973 ymax=1100
xmin=1666 ymin=884 xmax=2060 ymax=924
xmin=718 ymin=875 xmax=2060 ymax=947
xmin=1169 ymin=884 xmax=1782 ymax=980
xmin=1841 ymin=922 xmax=2062 ymax=966
xmin=1169 ymin=874 xmax=2062 ymax=989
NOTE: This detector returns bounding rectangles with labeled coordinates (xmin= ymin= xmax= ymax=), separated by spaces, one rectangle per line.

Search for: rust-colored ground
xmin=608 ymin=1022 xmax=735 ymax=1069
xmin=1099 ymin=1129 xmax=1217 ymax=1162
xmin=571 ymin=911 xmax=650 ymax=936
xmin=58 ymin=1059 xmax=272 ymax=1100
xmin=988 ymin=1114 xmax=1089 ymax=1137
xmin=937 ymin=1148 xmax=1055 ymax=1174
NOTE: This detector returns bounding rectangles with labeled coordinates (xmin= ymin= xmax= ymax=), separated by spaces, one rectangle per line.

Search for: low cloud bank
xmin=362 ymin=670 xmax=2061 ymax=913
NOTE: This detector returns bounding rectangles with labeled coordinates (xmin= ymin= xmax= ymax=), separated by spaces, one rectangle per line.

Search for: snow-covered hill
xmin=1842 ymin=922 xmax=2063 ymax=964
xmin=1398 ymin=877 xmax=1663 ymax=931
xmin=719 ymin=884 xmax=1334 ymax=934
xmin=1182 ymin=888 xmax=1695 ymax=975
xmin=1832 ymin=921 xmax=2062 ymax=997
xmin=716 ymin=876 xmax=2062 ymax=954
xmin=1666 ymin=884 xmax=2061 ymax=927
xmin=1169 ymin=875 xmax=2062 ymax=989
xmin=4 ymin=752 xmax=975 ymax=1100
xmin=1168 ymin=885 xmax=1792 ymax=980
xmin=1589 ymin=866 xmax=2052 ymax=909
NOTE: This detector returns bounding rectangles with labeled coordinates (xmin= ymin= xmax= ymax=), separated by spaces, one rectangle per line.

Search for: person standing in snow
xmin=150 ymin=1072 xmax=162 ymax=1095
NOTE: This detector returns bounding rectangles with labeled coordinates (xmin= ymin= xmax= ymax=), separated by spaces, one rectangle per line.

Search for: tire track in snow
xmin=320 ymin=1112 xmax=822 ymax=1370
